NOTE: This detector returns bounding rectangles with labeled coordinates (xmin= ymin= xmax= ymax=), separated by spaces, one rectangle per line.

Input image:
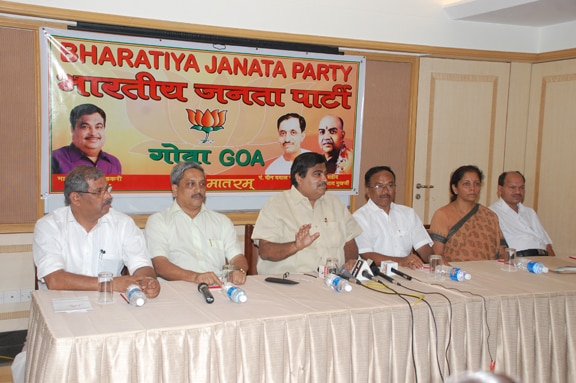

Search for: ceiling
xmin=444 ymin=0 xmax=576 ymax=27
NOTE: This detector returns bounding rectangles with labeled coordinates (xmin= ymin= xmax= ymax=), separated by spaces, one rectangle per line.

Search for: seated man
xmin=489 ymin=171 xmax=556 ymax=256
xmin=252 ymin=152 xmax=362 ymax=274
xmin=145 ymin=161 xmax=249 ymax=285
xmin=354 ymin=166 xmax=433 ymax=269
xmin=12 ymin=165 xmax=160 ymax=383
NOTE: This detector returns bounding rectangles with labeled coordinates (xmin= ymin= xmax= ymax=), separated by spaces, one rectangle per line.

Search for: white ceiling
xmin=444 ymin=0 xmax=576 ymax=27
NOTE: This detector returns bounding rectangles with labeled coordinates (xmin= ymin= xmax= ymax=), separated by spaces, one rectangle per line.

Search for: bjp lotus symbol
xmin=187 ymin=108 xmax=227 ymax=144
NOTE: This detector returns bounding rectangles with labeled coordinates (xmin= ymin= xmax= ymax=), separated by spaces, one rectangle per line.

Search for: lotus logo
xmin=187 ymin=109 xmax=227 ymax=144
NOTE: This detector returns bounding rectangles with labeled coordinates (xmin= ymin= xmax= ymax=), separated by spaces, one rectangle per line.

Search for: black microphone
xmin=361 ymin=269 xmax=376 ymax=280
xmin=369 ymin=263 xmax=400 ymax=285
xmin=391 ymin=267 xmax=412 ymax=281
xmin=198 ymin=283 xmax=214 ymax=304
xmin=338 ymin=267 xmax=362 ymax=285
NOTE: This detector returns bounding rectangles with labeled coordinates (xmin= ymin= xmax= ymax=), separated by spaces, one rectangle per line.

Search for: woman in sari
xmin=429 ymin=165 xmax=505 ymax=262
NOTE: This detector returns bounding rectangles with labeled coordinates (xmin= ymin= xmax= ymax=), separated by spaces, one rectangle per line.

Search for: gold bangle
xmin=239 ymin=268 xmax=246 ymax=275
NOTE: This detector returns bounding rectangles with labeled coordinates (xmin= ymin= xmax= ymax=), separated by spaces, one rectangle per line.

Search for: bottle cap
xmin=238 ymin=294 xmax=247 ymax=303
xmin=135 ymin=297 xmax=146 ymax=306
xmin=464 ymin=273 xmax=471 ymax=280
xmin=343 ymin=283 xmax=352 ymax=292
xmin=542 ymin=266 xmax=549 ymax=273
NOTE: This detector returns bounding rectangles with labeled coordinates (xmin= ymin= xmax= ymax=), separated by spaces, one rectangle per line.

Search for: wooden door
xmin=413 ymin=58 xmax=510 ymax=223
xmin=525 ymin=58 xmax=576 ymax=255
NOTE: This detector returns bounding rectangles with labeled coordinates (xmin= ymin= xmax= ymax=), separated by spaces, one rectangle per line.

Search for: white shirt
xmin=353 ymin=200 xmax=432 ymax=257
xmin=145 ymin=202 xmax=243 ymax=274
xmin=489 ymin=198 xmax=552 ymax=251
xmin=33 ymin=207 xmax=152 ymax=288
xmin=265 ymin=149 xmax=310 ymax=174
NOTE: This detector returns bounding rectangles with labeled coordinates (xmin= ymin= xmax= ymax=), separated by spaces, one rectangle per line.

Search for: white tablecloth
xmin=25 ymin=257 xmax=576 ymax=383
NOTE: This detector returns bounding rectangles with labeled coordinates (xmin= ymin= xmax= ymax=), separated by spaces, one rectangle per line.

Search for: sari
xmin=430 ymin=204 xmax=505 ymax=262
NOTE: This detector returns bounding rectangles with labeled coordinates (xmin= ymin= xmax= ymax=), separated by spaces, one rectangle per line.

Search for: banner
xmin=40 ymin=28 xmax=365 ymax=208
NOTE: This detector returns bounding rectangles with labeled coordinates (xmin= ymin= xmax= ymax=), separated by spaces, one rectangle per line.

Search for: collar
xmin=498 ymin=197 xmax=524 ymax=214
xmin=169 ymin=200 xmax=207 ymax=218
xmin=287 ymin=185 xmax=325 ymax=206
xmin=67 ymin=143 xmax=112 ymax=163
xmin=366 ymin=198 xmax=395 ymax=214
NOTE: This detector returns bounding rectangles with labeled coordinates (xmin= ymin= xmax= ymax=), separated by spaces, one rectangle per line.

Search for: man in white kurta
xmin=145 ymin=161 xmax=249 ymax=285
xmin=353 ymin=166 xmax=432 ymax=269
xmin=253 ymin=152 xmax=362 ymax=275
xmin=489 ymin=171 xmax=555 ymax=256
xmin=13 ymin=166 xmax=160 ymax=383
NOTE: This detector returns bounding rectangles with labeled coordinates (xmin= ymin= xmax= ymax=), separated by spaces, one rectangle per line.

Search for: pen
xmin=120 ymin=293 xmax=129 ymax=304
xmin=569 ymin=256 xmax=576 ymax=261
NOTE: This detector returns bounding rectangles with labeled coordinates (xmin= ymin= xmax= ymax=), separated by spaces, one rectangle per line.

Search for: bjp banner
xmin=40 ymin=28 xmax=365 ymax=205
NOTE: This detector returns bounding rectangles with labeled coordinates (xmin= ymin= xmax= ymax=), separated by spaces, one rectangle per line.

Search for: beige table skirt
xmin=25 ymin=257 xmax=576 ymax=383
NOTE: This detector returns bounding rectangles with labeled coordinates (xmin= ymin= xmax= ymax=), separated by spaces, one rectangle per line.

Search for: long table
xmin=25 ymin=257 xmax=576 ymax=383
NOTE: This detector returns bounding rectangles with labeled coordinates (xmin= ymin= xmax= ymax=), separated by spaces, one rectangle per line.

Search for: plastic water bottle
xmin=222 ymin=283 xmax=247 ymax=303
xmin=325 ymin=273 xmax=352 ymax=292
xmin=515 ymin=258 xmax=549 ymax=274
xmin=448 ymin=267 xmax=472 ymax=282
xmin=126 ymin=284 xmax=147 ymax=306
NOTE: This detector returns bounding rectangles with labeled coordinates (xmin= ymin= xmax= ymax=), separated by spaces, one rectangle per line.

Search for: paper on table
xmin=52 ymin=296 xmax=93 ymax=313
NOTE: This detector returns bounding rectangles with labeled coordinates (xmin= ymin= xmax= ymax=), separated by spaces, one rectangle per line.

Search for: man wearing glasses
xmin=145 ymin=161 xmax=249 ymax=286
xmin=33 ymin=165 xmax=159 ymax=293
xmin=353 ymin=166 xmax=433 ymax=269
xmin=12 ymin=166 xmax=159 ymax=383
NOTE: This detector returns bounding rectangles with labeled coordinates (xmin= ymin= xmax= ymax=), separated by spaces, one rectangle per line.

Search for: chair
xmin=243 ymin=224 xmax=259 ymax=275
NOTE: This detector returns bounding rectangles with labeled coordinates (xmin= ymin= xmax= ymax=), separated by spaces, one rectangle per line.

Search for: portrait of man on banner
xmin=42 ymin=27 xmax=365 ymax=197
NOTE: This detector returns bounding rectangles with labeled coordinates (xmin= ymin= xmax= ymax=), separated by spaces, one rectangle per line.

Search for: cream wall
xmin=3 ymin=0 xmax=576 ymax=53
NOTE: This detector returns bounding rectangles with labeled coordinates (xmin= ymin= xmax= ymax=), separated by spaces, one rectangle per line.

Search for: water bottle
xmin=515 ymin=258 xmax=549 ymax=274
xmin=448 ymin=267 xmax=472 ymax=282
xmin=325 ymin=273 xmax=352 ymax=292
xmin=126 ymin=284 xmax=147 ymax=306
xmin=222 ymin=283 xmax=247 ymax=303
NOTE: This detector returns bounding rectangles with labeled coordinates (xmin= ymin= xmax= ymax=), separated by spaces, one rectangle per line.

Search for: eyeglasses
xmin=369 ymin=183 xmax=396 ymax=190
xmin=183 ymin=180 xmax=207 ymax=189
xmin=77 ymin=184 xmax=112 ymax=197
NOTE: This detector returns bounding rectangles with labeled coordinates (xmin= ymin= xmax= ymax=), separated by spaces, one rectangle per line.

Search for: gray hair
xmin=170 ymin=162 xmax=205 ymax=185
xmin=64 ymin=166 xmax=105 ymax=205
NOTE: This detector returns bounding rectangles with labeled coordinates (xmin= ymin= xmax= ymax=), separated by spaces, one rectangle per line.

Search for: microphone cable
xmin=430 ymin=283 xmax=495 ymax=372
xmin=400 ymin=282 xmax=454 ymax=381
xmin=360 ymin=276 xmax=421 ymax=383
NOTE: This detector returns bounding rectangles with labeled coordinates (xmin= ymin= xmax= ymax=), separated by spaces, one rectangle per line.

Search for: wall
xmin=4 ymin=0 xmax=575 ymax=53
xmin=0 ymin=234 xmax=34 ymax=332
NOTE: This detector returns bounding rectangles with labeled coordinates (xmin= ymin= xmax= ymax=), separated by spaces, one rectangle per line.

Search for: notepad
xmin=52 ymin=296 xmax=93 ymax=313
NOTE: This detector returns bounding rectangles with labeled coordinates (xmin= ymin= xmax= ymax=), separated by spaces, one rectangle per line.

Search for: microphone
xmin=369 ymin=263 xmax=401 ymax=286
xmin=198 ymin=282 xmax=215 ymax=304
xmin=361 ymin=269 xmax=376 ymax=280
xmin=351 ymin=258 xmax=376 ymax=282
xmin=338 ymin=267 xmax=362 ymax=285
xmin=391 ymin=267 xmax=412 ymax=281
